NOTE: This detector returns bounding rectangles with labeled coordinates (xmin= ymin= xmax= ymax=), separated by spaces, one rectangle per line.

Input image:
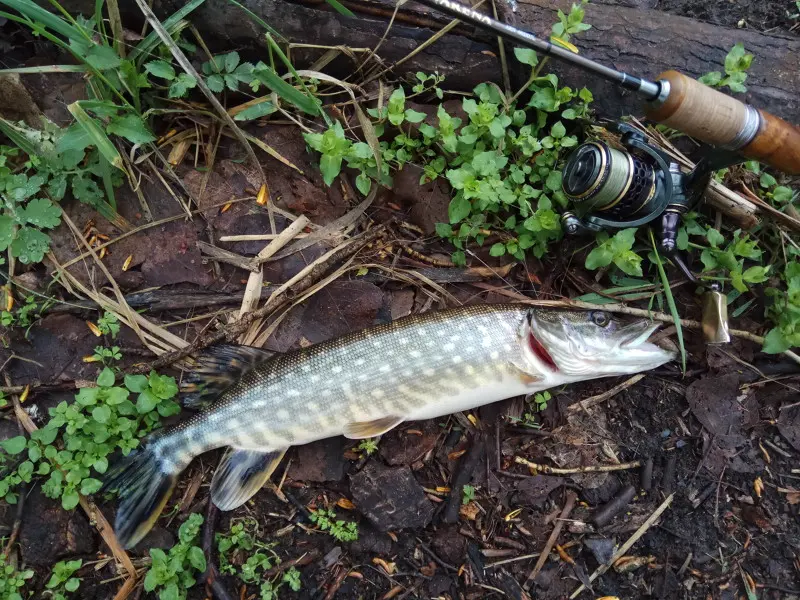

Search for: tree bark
xmin=55 ymin=0 xmax=800 ymax=123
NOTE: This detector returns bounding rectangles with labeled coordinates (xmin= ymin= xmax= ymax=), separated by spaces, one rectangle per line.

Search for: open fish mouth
xmin=616 ymin=320 xmax=676 ymax=363
xmin=618 ymin=321 xmax=661 ymax=349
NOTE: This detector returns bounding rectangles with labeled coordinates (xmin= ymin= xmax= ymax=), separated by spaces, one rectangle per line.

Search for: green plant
xmin=698 ymin=43 xmax=753 ymax=93
xmin=585 ymin=228 xmax=643 ymax=277
xmin=461 ymin=484 xmax=476 ymax=505
xmin=0 ymin=367 xmax=180 ymax=509
xmin=0 ymin=553 xmax=33 ymax=600
xmin=789 ymin=1 xmax=800 ymax=21
xmin=755 ymin=166 xmax=796 ymax=206
xmin=97 ymin=311 xmax=120 ymax=338
xmin=1 ymin=294 xmax=41 ymax=329
xmin=532 ymin=390 xmax=551 ymax=412
xmin=0 ymin=143 xmax=62 ymax=265
xmin=300 ymin=4 xmax=592 ymax=266
xmin=356 ymin=438 xmax=379 ymax=456
xmin=144 ymin=513 xmax=206 ymax=600
xmin=143 ymin=60 xmax=198 ymax=99
xmin=216 ymin=519 xmax=302 ymax=599
xmin=45 ymin=559 xmax=82 ymax=600
xmin=201 ymin=51 xmax=256 ymax=93
xmin=90 ymin=345 xmax=122 ymax=365
xmin=763 ymin=257 xmax=800 ymax=353
xmin=309 ymin=507 xmax=358 ymax=542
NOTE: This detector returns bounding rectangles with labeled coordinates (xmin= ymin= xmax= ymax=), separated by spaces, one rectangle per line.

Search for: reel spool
xmin=559 ymin=126 xmax=685 ymax=235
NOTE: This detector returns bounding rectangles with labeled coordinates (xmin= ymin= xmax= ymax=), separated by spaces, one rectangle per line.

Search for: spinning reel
xmin=559 ymin=122 xmax=737 ymax=344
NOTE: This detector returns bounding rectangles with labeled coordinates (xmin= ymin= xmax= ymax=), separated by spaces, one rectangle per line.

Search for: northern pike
xmin=103 ymin=304 xmax=674 ymax=547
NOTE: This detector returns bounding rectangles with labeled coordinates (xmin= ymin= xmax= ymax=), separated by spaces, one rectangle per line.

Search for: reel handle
xmin=645 ymin=71 xmax=800 ymax=175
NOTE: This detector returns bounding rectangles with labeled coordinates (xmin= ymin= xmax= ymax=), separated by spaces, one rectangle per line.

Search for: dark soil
xmin=656 ymin=0 xmax=797 ymax=32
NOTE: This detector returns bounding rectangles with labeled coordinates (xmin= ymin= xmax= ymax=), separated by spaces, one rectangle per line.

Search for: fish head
xmin=523 ymin=309 xmax=676 ymax=379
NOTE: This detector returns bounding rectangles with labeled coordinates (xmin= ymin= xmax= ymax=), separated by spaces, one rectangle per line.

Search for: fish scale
xmin=102 ymin=303 xmax=674 ymax=548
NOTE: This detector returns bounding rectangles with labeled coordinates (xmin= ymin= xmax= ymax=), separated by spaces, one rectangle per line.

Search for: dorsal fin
xmin=181 ymin=344 xmax=274 ymax=409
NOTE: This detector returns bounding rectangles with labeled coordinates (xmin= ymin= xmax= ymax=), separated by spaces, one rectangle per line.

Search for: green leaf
xmin=252 ymin=63 xmax=320 ymax=116
xmin=489 ymin=243 xmax=506 ymax=257
xmin=550 ymin=121 xmax=566 ymax=139
xmin=676 ymin=227 xmax=689 ymax=251
xmin=724 ymin=43 xmax=752 ymax=74
xmin=698 ymin=71 xmax=723 ymax=86
xmin=742 ymin=265 xmax=769 ymax=283
xmin=168 ymin=73 xmax=197 ymax=98
xmin=585 ymin=246 xmax=613 ymax=270
xmin=67 ymin=102 xmax=124 ymax=171
xmin=435 ymin=223 xmax=452 ymax=238
xmin=62 ymin=490 xmax=80 ymax=511
xmin=762 ymin=328 xmax=790 ymax=353
xmin=84 ymin=44 xmax=122 ymax=70
xmin=706 ymin=228 xmax=725 ymax=247
xmin=224 ymin=51 xmax=240 ymax=73
xmin=1 ymin=436 xmax=27 ymax=455
xmin=107 ymin=114 xmax=156 ymax=145
xmin=404 ymin=108 xmax=427 ymax=123
xmin=188 ymin=546 xmax=207 ymax=571
xmin=80 ymin=478 xmax=102 ymax=495
xmin=124 ymin=374 xmax=149 ymax=393
xmin=91 ymin=405 xmax=111 ymax=424
xmin=206 ymin=74 xmax=225 ymax=92
xmin=0 ymin=215 xmax=15 ymax=252
xmin=233 ymin=99 xmax=277 ymax=121
xmin=65 ymin=578 xmax=80 ymax=592
xmin=513 ymin=47 xmax=538 ymax=66
xmin=144 ymin=60 xmax=176 ymax=80
xmin=57 ymin=124 xmax=91 ymax=154
xmin=613 ymin=250 xmax=643 ymax=277
xmin=772 ymin=185 xmax=793 ymax=203
xmin=11 ymin=227 xmax=50 ymax=264
xmin=448 ymin=195 xmax=471 ymax=224
xmin=136 ymin=390 xmax=158 ymax=414
xmin=759 ymin=172 xmax=777 ymax=188
xmin=319 ymin=154 xmax=343 ymax=186
xmin=355 ymin=172 xmax=371 ymax=196
xmin=97 ymin=367 xmax=115 ymax=388
xmin=528 ymin=87 xmax=558 ymax=111
xmin=545 ymin=170 xmax=562 ymax=192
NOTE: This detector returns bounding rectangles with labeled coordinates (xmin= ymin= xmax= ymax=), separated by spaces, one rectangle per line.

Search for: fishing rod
xmin=413 ymin=0 xmax=800 ymax=176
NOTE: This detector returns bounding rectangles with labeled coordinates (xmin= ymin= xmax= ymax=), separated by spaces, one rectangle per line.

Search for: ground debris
xmin=350 ymin=461 xmax=435 ymax=531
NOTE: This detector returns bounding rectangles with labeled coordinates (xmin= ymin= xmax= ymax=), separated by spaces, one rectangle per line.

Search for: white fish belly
xmin=405 ymin=373 xmax=543 ymax=422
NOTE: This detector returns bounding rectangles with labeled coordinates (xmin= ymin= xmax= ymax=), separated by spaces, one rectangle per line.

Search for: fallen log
xmin=57 ymin=0 xmax=800 ymax=123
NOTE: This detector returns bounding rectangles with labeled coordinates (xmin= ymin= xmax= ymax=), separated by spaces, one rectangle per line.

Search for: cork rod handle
xmin=644 ymin=70 xmax=800 ymax=175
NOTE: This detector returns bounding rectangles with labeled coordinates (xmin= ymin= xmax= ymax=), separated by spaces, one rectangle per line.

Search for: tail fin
xmin=101 ymin=444 xmax=178 ymax=549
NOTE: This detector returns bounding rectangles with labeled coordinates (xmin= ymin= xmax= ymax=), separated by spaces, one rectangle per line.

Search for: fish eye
xmin=591 ymin=311 xmax=611 ymax=327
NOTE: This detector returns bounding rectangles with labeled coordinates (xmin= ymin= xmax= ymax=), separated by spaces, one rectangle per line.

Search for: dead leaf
xmin=459 ymin=502 xmax=480 ymax=521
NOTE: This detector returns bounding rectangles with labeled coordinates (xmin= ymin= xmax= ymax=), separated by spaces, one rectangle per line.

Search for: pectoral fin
xmin=343 ymin=415 xmax=404 ymax=439
xmin=211 ymin=448 xmax=287 ymax=511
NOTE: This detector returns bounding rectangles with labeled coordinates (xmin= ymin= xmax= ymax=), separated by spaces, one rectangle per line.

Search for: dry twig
xmin=524 ymin=490 xmax=577 ymax=589
xmin=569 ymin=493 xmax=675 ymax=598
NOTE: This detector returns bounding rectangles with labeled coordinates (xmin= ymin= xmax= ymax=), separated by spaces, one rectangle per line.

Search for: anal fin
xmin=181 ymin=344 xmax=275 ymax=410
xmin=211 ymin=448 xmax=287 ymax=511
xmin=343 ymin=415 xmax=404 ymax=439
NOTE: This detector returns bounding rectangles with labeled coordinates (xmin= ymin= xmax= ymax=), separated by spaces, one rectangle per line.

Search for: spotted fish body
xmin=103 ymin=304 xmax=674 ymax=548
